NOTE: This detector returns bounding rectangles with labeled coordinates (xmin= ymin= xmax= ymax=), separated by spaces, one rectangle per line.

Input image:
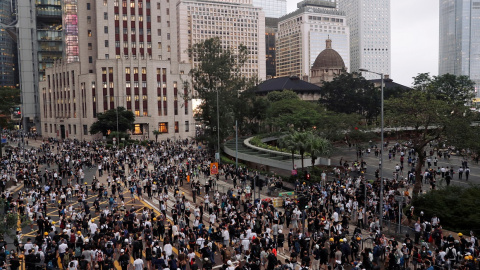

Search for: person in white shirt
xmin=164 ymin=242 xmax=173 ymax=258
xmin=222 ymin=228 xmax=230 ymax=247
xmin=89 ymin=220 xmax=98 ymax=235
xmin=24 ymin=238 xmax=34 ymax=255
xmin=196 ymin=236 xmax=205 ymax=250
xmin=133 ymin=257 xmax=144 ymax=270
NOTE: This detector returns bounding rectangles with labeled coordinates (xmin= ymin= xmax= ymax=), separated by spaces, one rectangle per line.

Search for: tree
xmin=306 ymin=133 xmax=332 ymax=168
xmin=266 ymin=98 xmax=321 ymax=131
xmin=89 ymin=107 xmax=135 ymax=135
xmin=187 ymin=37 xmax=257 ymax=149
xmin=153 ymin=130 xmax=161 ymax=143
xmin=413 ymin=73 xmax=475 ymax=105
xmin=385 ymin=74 xmax=475 ymax=196
xmin=319 ymin=72 xmax=380 ymax=121
xmin=292 ymin=131 xmax=310 ymax=171
xmin=279 ymin=132 xmax=297 ymax=170
xmin=0 ymin=88 xmax=21 ymax=129
xmin=266 ymin=89 xmax=299 ymax=102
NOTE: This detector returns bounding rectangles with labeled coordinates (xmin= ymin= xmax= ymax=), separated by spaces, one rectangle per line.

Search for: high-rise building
xmin=0 ymin=0 xmax=16 ymax=87
xmin=276 ymin=0 xmax=349 ymax=78
xmin=265 ymin=18 xmax=278 ymax=78
xmin=252 ymin=0 xmax=287 ymax=18
xmin=439 ymin=0 xmax=480 ymax=93
xmin=16 ymin=0 xmax=64 ymax=131
xmin=338 ymin=0 xmax=391 ymax=80
xmin=177 ymin=0 xmax=266 ymax=81
xmin=38 ymin=0 xmax=194 ymax=141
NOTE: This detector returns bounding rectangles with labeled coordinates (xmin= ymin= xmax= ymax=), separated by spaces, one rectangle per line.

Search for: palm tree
xmin=279 ymin=132 xmax=297 ymax=170
xmin=292 ymin=131 xmax=310 ymax=171
xmin=307 ymin=133 xmax=332 ymax=168
xmin=153 ymin=130 xmax=161 ymax=143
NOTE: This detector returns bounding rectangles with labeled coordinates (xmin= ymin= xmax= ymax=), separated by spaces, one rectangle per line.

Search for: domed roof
xmin=312 ymin=39 xmax=345 ymax=69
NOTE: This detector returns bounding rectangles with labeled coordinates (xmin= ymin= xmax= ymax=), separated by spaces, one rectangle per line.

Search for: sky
xmin=286 ymin=0 xmax=439 ymax=87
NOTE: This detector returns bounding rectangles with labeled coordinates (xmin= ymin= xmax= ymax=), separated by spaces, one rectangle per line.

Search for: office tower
xmin=439 ymin=0 xmax=480 ymax=93
xmin=177 ymin=0 xmax=266 ymax=81
xmin=0 ymin=0 xmax=16 ymax=87
xmin=338 ymin=0 xmax=391 ymax=79
xmin=252 ymin=0 xmax=287 ymax=18
xmin=276 ymin=0 xmax=349 ymax=78
xmin=15 ymin=0 xmax=64 ymax=132
xmin=38 ymin=0 xmax=194 ymax=141
xmin=265 ymin=18 xmax=278 ymax=78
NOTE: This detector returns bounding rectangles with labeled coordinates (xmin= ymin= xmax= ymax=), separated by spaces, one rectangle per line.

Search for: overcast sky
xmin=286 ymin=0 xmax=439 ymax=87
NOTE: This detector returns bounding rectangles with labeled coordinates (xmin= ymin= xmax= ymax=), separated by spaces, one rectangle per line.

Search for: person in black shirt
xmin=118 ymin=249 xmax=130 ymax=270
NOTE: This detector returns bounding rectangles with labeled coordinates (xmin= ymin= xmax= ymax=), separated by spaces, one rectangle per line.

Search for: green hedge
xmin=412 ymin=185 xmax=480 ymax=235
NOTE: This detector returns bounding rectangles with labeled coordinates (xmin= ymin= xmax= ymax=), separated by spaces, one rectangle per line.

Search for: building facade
xmin=177 ymin=0 xmax=266 ymax=81
xmin=0 ymin=0 xmax=16 ymax=88
xmin=276 ymin=0 xmax=349 ymax=78
xmin=337 ymin=0 xmax=391 ymax=80
xmin=39 ymin=0 xmax=194 ymax=141
xmin=265 ymin=18 xmax=278 ymax=78
xmin=439 ymin=0 xmax=480 ymax=93
xmin=252 ymin=0 xmax=287 ymax=18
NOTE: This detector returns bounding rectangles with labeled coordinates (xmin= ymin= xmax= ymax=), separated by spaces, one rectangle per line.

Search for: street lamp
xmin=359 ymin=68 xmax=384 ymax=229
xmin=106 ymin=95 xmax=122 ymax=146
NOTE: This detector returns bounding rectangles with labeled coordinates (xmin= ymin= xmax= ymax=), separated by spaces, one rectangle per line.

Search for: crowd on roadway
xmin=0 ymin=133 xmax=478 ymax=270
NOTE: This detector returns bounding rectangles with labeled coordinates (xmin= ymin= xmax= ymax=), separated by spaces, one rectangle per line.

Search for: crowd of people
xmin=0 ymin=132 xmax=477 ymax=270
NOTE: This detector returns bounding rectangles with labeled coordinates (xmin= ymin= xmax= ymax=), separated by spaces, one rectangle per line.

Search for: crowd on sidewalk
xmin=0 ymin=133 xmax=478 ymax=270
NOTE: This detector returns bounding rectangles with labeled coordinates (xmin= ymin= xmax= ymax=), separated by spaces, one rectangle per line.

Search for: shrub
xmin=412 ymin=185 xmax=480 ymax=234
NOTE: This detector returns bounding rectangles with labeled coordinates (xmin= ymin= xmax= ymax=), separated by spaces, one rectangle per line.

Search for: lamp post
xmin=216 ymin=88 xmax=220 ymax=164
xmin=107 ymin=95 xmax=122 ymax=147
xmin=359 ymin=68 xmax=384 ymax=229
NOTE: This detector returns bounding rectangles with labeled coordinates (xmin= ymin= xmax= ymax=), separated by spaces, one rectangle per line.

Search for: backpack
xmin=155 ymin=246 xmax=162 ymax=257
xmin=446 ymin=248 xmax=454 ymax=259
xmin=95 ymin=251 xmax=104 ymax=262
xmin=70 ymin=233 xmax=76 ymax=243
xmin=63 ymin=252 xmax=71 ymax=266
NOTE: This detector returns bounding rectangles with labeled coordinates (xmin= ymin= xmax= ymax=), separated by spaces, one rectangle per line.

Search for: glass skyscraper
xmin=439 ymin=0 xmax=480 ymax=94
xmin=0 ymin=0 xmax=16 ymax=87
xmin=252 ymin=0 xmax=287 ymax=18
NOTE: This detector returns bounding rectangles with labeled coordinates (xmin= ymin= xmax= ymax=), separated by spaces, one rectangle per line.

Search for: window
xmin=133 ymin=124 xmax=143 ymax=134
xmin=104 ymin=26 xmax=108 ymax=34
xmin=157 ymin=2 xmax=160 ymax=9
xmin=134 ymin=67 xmax=139 ymax=74
xmin=175 ymin=121 xmax=179 ymax=133
xmin=83 ymin=125 xmax=88 ymax=135
xmin=105 ymin=40 xmax=109 ymax=47
xmin=74 ymin=125 xmax=77 ymax=134
xmin=105 ymin=54 xmax=109 ymax=59
xmin=143 ymin=111 xmax=148 ymax=116
xmin=89 ymin=56 xmax=93 ymax=63
xmin=125 ymin=67 xmax=130 ymax=74
xmin=159 ymin=122 xmax=168 ymax=133
xmin=115 ymin=41 xmax=120 ymax=47
xmin=87 ymin=3 xmax=91 ymax=10
xmin=135 ymin=110 xmax=140 ymax=116
xmin=87 ymin=16 xmax=91 ymax=24
xmin=141 ymin=67 xmax=146 ymax=74
xmin=185 ymin=121 xmax=189 ymax=132
xmin=88 ymin=43 xmax=92 ymax=50
xmin=104 ymin=12 xmax=108 ymax=20
xmin=157 ymin=29 xmax=161 ymax=36
xmin=88 ymin=30 xmax=92 ymax=37
xmin=134 ymin=95 xmax=139 ymax=101
xmin=157 ymin=16 xmax=161 ymax=23
xmin=167 ymin=33 xmax=170 ymax=40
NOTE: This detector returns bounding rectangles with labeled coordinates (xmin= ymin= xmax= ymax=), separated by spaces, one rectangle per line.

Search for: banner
xmin=210 ymin=162 xmax=219 ymax=175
